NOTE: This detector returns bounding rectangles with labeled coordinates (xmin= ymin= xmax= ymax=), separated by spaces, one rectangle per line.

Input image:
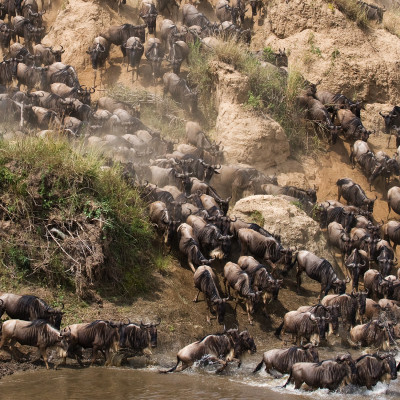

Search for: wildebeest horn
xmin=153 ymin=318 xmax=161 ymax=326
xmin=230 ymin=216 xmax=237 ymax=222
xmin=345 ymin=276 xmax=351 ymax=283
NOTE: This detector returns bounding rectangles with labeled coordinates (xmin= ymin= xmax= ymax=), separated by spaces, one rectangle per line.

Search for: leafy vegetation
xmin=0 ymin=136 xmax=154 ymax=299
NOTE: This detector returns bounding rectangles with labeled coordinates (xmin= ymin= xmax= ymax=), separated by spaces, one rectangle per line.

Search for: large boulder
xmin=211 ymin=62 xmax=290 ymax=170
xmin=231 ymin=194 xmax=333 ymax=262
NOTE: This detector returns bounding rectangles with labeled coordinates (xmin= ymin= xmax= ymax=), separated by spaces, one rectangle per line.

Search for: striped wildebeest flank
xmin=60 ymin=320 xmax=119 ymax=366
xmin=336 ymin=178 xmax=376 ymax=213
xmin=354 ymin=353 xmax=398 ymax=389
xmin=283 ymin=353 xmax=357 ymax=391
xmin=344 ymin=248 xmax=369 ymax=291
xmin=349 ymin=320 xmax=393 ymax=350
xmin=161 ymin=328 xmax=256 ymax=373
xmin=0 ymin=293 xmax=64 ymax=329
xmin=321 ymin=290 xmax=367 ymax=330
xmin=289 ymin=250 xmax=348 ymax=300
xmin=193 ymin=265 xmax=228 ymax=324
xmin=118 ymin=319 xmax=161 ymax=356
xmin=253 ymin=344 xmax=319 ymax=377
xmin=0 ymin=319 xmax=67 ymax=369
xmin=140 ymin=0 xmax=158 ymax=34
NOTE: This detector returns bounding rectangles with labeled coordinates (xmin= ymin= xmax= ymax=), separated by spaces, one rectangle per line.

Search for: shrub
xmin=0 ymin=136 xmax=154 ymax=299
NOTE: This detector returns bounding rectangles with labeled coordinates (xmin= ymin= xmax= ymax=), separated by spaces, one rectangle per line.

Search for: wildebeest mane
xmin=121 ymin=324 xmax=149 ymax=350
xmin=198 ymin=269 xmax=219 ymax=302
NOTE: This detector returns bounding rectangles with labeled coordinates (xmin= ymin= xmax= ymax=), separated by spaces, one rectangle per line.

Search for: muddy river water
xmin=1 ymin=362 xmax=400 ymax=400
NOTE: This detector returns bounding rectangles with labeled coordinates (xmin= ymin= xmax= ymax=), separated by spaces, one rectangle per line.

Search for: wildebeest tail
xmin=253 ymin=359 xmax=264 ymax=373
xmin=275 ymin=321 xmax=284 ymax=338
xmin=159 ymin=356 xmax=180 ymax=373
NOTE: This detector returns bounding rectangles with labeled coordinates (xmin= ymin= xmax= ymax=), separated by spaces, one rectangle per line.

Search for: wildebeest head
xmin=45 ymin=306 xmax=64 ymax=330
xmin=27 ymin=25 xmax=44 ymax=45
xmin=302 ymin=343 xmax=319 ymax=362
xmin=376 ymin=353 xmax=398 ymax=381
xmin=0 ymin=25 xmax=12 ymax=49
xmin=237 ymin=329 xmax=257 ymax=354
xmin=50 ymin=45 xmax=65 ymax=62
xmin=332 ymin=277 xmax=349 ymax=295
xmin=140 ymin=319 xmax=160 ymax=348
xmin=202 ymin=162 xmax=221 ymax=184
xmin=86 ymin=43 xmax=106 ymax=70
xmin=213 ymin=297 xmax=228 ymax=324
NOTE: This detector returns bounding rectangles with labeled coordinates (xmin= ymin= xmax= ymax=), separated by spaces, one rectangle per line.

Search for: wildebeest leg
xmin=193 ymin=289 xmax=201 ymax=302
xmin=90 ymin=347 xmax=99 ymax=366
xmin=38 ymin=346 xmax=51 ymax=370
xmin=296 ymin=268 xmax=302 ymax=293
xmin=337 ymin=186 xmax=342 ymax=202
xmin=246 ymin=300 xmax=254 ymax=325
xmin=387 ymin=134 xmax=392 ymax=148
xmin=188 ymin=258 xmax=196 ymax=273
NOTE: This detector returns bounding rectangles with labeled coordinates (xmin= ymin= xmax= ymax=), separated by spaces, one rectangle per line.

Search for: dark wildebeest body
xmin=253 ymin=344 xmax=319 ymax=377
xmin=124 ymin=36 xmax=143 ymax=81
xmin=0 ymin=319 xmax=66 ymax=370
xmin=274 ymin=310 xmax=322 ymax=346
xmin=100 ymin=24 xmax=146 ymax=57
xmin=177 ymin=223 xmax=212 ymax=272
xmin=12 ymin=16 xmax=44 ymax=50
xmin=238 ymin=228 xmax=292 ymax=270
xmin=387 ymin=186 xmax=400 ymax=216
xmin=22 ymin=0 xmax=45 ymax=27
xmin=337 ymin=178 xmax=376 ymax=213
xmin=350 ymin=320 xmax=391 ymax=350
xmin=60 ymin=320 xmax=119 ymax=366
xmin=383 ymin=220 xmax=400 ymax=251
xmin=145 ymin=37 xmax=164 ymax=80
xmin=193 ymin=265 xmax=227 ymax=324
xmin=163 ymin=72 xmax=198 ymax=113
xmin=168 ymin=40 xmax=189 ymax=75
xmin=140 ymin=0 xmax=158 ymax=34
xmin=357 ymin=0 xmax=386 ymax=23
xmin=355 ymin=353 xmax=398 ymax=389
xmin=33 ymin=44 xmax=65 ymax=66
xmin=47 ymin=62 xmax=80 ymax=89
xmin=50 ymin=82 xmax=93 ymax=105
xmin=283 ymin=354 xmax=356 ymax=391
xmin=86 ymin=36 xmax=110 ymax=86
xmin=364 ymin=269 xmax=393 ymax=300
xmin=118 ymin=320 xmax=160 ymax=355
xmin=237 ymin=255 xmax=282 ymax=317
xmin=290 ymin=250 xmax=347 ymax=300
xmin=163 ymin=328 xmax=256 ymax=373
xmin=224 ymin=261 xmax=260 ymax=324
xmin=0 ymin=293 xmax=63 ymax=329
xmin=336 ymin=109 xmax=371 ymax=142
xmin=321 ymin=291 xmax=367 ymax=330
xmin=344 ymin=248 xmax=368 ymax=291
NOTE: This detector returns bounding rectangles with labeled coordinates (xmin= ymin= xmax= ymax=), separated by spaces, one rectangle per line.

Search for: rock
xmin=211 ymin=62 xmax=290 ymax=170
xmin=231 ymin=195 xmax=333 ymax=263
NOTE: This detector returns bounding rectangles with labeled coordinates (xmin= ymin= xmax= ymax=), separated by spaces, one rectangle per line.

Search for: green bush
xmin=0 ymin=136 xmax=154 ymax=299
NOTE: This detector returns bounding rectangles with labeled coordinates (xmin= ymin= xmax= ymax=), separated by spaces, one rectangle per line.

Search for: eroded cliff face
xmin=211 ymin=61 xmax=290 ymax=169
xmin=251 ymin=0 xmax=400 ymax=104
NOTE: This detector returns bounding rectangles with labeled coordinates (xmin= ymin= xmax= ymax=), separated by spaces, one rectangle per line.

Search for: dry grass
xmin=383 ymin=8 xmax=400 ymax=38
xmin=328 ymin=0 xmax=370 ymax=28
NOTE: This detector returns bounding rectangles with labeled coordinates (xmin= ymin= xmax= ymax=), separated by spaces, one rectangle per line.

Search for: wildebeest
xmin=140 ymin=0 xmax=158 ymax=34
xmin=9 ymin=42 xmax=34 ymax=65
xmin=177 ymin=223 xmax=213 ymax=272
xmin=60 ymin=320 xmax=119 ymax=366
xmin=315 ymin=90 xmax=363 ymax=117
xmin=336 ymin=108 xmax=372 ymax=142
xmin=33 ymin=44 xmax=65 ymax=66
xmin=215 ymin=0 xmax=232 ymax=23
xmin=145 ymin=37 xmax=164 ymax=80
xmin=337 ymin=178 xmax=376 ymax=213
xmin=383 ymin=220 xmax=400 ymax=251
xmin=290 ymin=250 xmax=348 ymax=300
xmin=349 ymin=320 xmax=392 ymax=350
xmin=387 ymin=186 xmax=400 ymax=216
xmin=354 ymin=353 xmax=398 ymax=389
xmin=253 ymin=344 xmax=319 ymax=377
xmin=0 ymin=20 xmax=12 ymax=50
xmin=182 ymin=4 xmax=213 ymax=29
xmin=193 ymin=265 xmax=228 ymax=324
xmin=224 ymin=261 xmax=261 ymax=324
xmin=371 ymin=239 xmax=397 ymax=277
xmin=168 ymin=40 xmax=189 ymax=75
xmin=344 ymin=248 xmax=368 ymax=291
xmin=86 ymin=36 xmax=110 ymax=86
xmin=321 ymin=290 xmax=367 ymax=330
xmin=22 ymin=0 xmax=45 ymax=27
xmin=229 ymin=217 xmax=280 ymax=241
xmin=162 ymin=328 xmax=256 ymax=373
xmin=124 ymin=36 xmax=144 ymax=82
xmin=364 ymin=269 xmax=393 ymax=300
xmin=350 ymin=140 xmax=385 ymax=189
xmin=118 ymin=319 xmax=160 ymax=354
xmin=50 ymin=82 xmax=94 ymax=105
xmin=100 ymin=24 xmax=146 ymax=57
xmin=238 ymin=228 xmax=293 ymax=270
xmin=16 ymin=62 xmax=48 ymax=90
xmin=12 ymin=16 xmax=44 ymax=50
xmin=0 ymin=319 xmax=66 ymax=369
xmin=357 ymin=0 xmax=385 ymax=23
xmin=318 ymin=203 xmax=357 ymax=232
xmin=327 ymin=221 xmax=351 ymax=257
xmin=46 ymin=62 xmax=80 ymax=89
xmin=275 ymin=310 xmax=323 ymax=346
xmin=163 ymin=72 xmax=198 ymax=114
xmin=0 ymin=293 xmax=63 ymax=329
xmin=283 ymin=354 xmax=356 ymax=391
xmin=380 ymin=106 xmax=400 ymax=140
